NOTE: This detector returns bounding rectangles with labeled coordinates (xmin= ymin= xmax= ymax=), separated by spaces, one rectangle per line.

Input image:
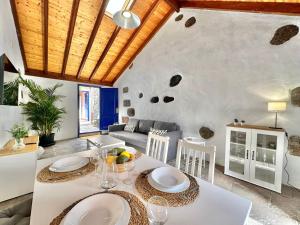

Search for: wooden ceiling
xmin=10 ymin=0 xmax=300 ymax=86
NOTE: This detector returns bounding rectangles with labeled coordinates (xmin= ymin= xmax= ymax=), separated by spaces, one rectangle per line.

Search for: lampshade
xmin=268 ymin=102 xmax=287 ymax=112
xmin=113 ymin=10 xmax=141 ymax=29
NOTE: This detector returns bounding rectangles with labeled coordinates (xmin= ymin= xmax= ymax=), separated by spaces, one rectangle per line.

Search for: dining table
xmin=30 ymin=147 xmax=252 ymax=225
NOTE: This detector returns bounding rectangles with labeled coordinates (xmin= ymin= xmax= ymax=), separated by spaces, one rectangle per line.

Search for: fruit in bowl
xmin=107 ymin=148 xmax=135 ymax=172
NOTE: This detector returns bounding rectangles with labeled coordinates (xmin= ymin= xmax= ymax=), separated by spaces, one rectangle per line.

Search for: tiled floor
xmin=1 ymin=137 xmax=299 ymax=225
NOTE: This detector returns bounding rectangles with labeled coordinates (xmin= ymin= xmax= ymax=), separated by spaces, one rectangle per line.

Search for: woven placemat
xmin=37 ymin=161 xmax=95 ymax=183
xmin=135 ymin=168 xmax=199 ymax=207
xmin=50 ymin=190 xmax=149 ymax=225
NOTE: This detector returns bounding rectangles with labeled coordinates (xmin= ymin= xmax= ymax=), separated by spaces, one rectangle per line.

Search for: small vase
xmin=13 ymin=138 xmax=25 ymax=150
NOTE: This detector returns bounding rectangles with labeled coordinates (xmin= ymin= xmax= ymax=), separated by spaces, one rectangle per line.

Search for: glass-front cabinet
xmin=225 ymin=124 xmax=286 ymax=193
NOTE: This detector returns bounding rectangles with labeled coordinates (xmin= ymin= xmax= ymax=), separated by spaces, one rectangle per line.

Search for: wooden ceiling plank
xmin=26 ymin=68 xmax=112 ymax=86
xmin=43 ymin=0 xmax=49 ymax=73
xmin=165 ymin=0 xmax=180 ymax=12
xmin=10 ymin=0 xmax=27 ymax=71
xmin=111 ymin=7 xmax=174 ymax=84
xmin=76 ymin=0 xmax=110 ymax=79
xmin=61 ymin=0 xmax=80 ymax=77
xmin=179 ymin=1 xmax=300 ymax=15
xmin=89 ymin=26 xmax=121 ymax=80
xmin=100 ymin=0 xmax=162 ymax=82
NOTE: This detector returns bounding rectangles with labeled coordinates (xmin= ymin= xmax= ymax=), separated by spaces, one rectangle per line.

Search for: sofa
xmin=108 ymin=119 xmax=182 ymax=161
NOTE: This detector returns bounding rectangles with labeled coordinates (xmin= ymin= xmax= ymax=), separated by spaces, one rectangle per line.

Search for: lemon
xmin=106 ymin=155 xmax=117 ymax=164
xmin=120 ymin=151 xmax=131 ymax=159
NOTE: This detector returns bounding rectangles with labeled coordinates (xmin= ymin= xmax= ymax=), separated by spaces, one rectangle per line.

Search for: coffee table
xmin=86 ymin=135 xmax=125 ymax=150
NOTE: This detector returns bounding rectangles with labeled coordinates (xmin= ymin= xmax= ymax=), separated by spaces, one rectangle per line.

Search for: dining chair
xmin=176 ymin=139 xmax=216 ymax=184
xmin=145 ymin=133 xmax=170 ymax=163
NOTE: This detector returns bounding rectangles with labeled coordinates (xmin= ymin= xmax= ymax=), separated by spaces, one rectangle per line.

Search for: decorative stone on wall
xmin=123 ymin=99 xmax=131 ymax=107
xmin=288 ymin=135 xmax=300 ymax=156
xmin=185 ymin=17 xmax=196 ymax=28
xmin=199 ymin=127 xmax=214 ymax=139
xmin=291 ymin=87 xmax=300 ymax=107
xmin=170 ymin=74 xmax=182 ymax=87
xmin=150 ymin=96 xmax=159 ymax=103
xmin=123 ymin=87 xmax=129 ymax=93
xmin=163 ymin=96 xmax=174 ymax=103
xmin=270 ymin=24 xmax=299 ymax=45
xmin=139 ymin=93 xmax=143 ymax=98
xmin=122 ymin=116 xmax=129 ymax=124
xmin=127 ymin=108 xmax=135 ymax=117
xmin=175 ymin=14 xmax=183 ymax=22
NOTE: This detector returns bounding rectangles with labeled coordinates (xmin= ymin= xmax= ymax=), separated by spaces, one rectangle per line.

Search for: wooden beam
xmin=10 ymin=0 xmax=27 ymax=70
xmin=179 ymin=1 xmax=300 ymax=15
xmin=76 ymin=0 xmax=110 ymax=79
xmin=100 ymin=0 xmax=162 ymax=82
xmin=165 ymin=0 xmax=180 ymax=12
xmin=112 ymin=8 xmax=174 ymax=84
xmin=61 ymin=0 xmax=80 ymax=77
xmin=89 ymin=26 xmax=121 ymax=80
xmin=26 ymin=69 xmax=113 ymax=86
xmin=43 ymin=0 xmax=49 ymax=73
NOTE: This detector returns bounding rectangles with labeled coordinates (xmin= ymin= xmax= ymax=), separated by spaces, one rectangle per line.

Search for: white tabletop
xmin=87 ymin=135 xmax=125 ymax=150
xmin=30 ymin=149 xmax=251 ymax=225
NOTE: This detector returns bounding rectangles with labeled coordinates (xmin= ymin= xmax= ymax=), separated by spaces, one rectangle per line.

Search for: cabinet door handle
xmin=252 ymin=151 xmax=255 ymax=160
xmin=246 ymin=150 xmax=249 ymax=159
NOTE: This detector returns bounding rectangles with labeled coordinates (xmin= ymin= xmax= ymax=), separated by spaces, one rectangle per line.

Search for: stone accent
xmin=291 ymin=87 xmax=300 ymax=106
xmin=123 ymin=99 xmax=131 ymax=107
xmin=288 ymin=136 xmax=300 ymax=156
xmin=185 ymin=17 xmax=196 ymax=28
xmin=123 ymin=87 xmax=128 ymax=93
xmin=175 ymin=14 xmax=183 ymax=22
xmin=127 ymin=108 xmax=135 ymax=117
xmin=139 ymin=93 xmax=143 ymax=98
xmin=170 ymin=74 xmax=182 ymax=87
xmin=163 ymin=96 xmax=174 ymax=103
xmin=150 ymin=96 xmax=159 ymax=103
xmin=270 ymin=24 xmax=299 ymax=45
xmin=199 ymin=127 xmax=214 ymax=139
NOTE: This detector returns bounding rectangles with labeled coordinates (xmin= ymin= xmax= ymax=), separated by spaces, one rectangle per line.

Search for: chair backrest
xmin=176 ymin=139 xmax=216 ymax=184
xmin=146 ymin=133 xmax=170 ymax=163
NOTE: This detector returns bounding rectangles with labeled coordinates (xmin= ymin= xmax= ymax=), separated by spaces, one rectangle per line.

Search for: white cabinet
xmin=225 ymin=124 xmax=286 ymax=193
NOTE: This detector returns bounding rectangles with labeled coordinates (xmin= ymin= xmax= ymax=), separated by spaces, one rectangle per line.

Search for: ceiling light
xmin=113 ymin=10 xmax=141 ymax=29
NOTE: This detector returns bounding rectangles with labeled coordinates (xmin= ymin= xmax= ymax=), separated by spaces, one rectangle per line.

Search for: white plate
xmin=49 ymin=156 xmax=89 ymax=173
xmin=62 ymin=193 xmax=130 ymax=225
xmin=148 ymin=167 xmax=190 ymax=193
xmin=150 ymin=167 xmax=188 ymax=188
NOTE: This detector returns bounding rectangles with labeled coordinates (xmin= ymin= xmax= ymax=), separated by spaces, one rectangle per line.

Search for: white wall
xmin=0 ymin=0 xmax=24 ymax=73
xmin=115 ymin=9 xmax=300 ymax=187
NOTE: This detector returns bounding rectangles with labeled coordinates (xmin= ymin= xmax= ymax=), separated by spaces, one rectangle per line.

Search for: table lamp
xmin=268 ymin=102 xmax=287 ymax=129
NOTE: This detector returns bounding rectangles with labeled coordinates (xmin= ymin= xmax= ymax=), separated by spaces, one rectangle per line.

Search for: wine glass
xmin=122 ymin=159 xmax=135 ymax=185
xmin=147 ymin=196 xmax=169 ymax=225
xmin=90 ymin=150 xmax=100 ymax=177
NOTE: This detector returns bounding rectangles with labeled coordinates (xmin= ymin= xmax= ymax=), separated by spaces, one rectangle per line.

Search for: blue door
xmin=100 ymin=88 xmax=119 ymax=130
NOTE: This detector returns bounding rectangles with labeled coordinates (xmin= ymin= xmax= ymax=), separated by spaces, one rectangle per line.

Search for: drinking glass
xmin=100 ymin=154 xmax=117 ymax=190
xmin=122 ymin=160 xmax=135 ymax=185
xmin=147 ymin=196 xmax=169 ymax=225
xmin=90 ymin=150 xmax=100 ymax=177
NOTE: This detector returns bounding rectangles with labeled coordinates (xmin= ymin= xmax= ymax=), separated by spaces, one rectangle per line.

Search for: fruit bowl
xmin=106 ymin=147 xmax=136 ymax=173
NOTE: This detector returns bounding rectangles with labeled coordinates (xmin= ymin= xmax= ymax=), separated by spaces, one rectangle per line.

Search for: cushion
xmin=136 ymin=120 xmax=154 ymax=134
xmin=124 ymin=124 xmax=135 ymax=133
xmin=127 ymin=118 xmax=139 ymax=130
xmin=153 ymin=121 xmax=177 ymax=132
xmin=149 ymin=128 xmax=167 ymax=136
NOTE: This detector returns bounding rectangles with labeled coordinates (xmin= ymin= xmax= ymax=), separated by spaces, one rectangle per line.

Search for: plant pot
xmin=39 ymin=133 xmax=56 ymax=147
xmin=13 ymin=138 xmax=25 ymax=150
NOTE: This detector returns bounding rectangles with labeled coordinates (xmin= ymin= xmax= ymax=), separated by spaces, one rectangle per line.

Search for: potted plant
xmin=19 ymin=77 xmax=66 ymax=147
xmin=9 ymin=123 xmax=28 ymax=150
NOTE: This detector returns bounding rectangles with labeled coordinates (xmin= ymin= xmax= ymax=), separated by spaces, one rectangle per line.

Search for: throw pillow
xmin=149 ymin=127 xmax=167 ymax=136
xmin=124 ymin=124 xmax=135 ymax=133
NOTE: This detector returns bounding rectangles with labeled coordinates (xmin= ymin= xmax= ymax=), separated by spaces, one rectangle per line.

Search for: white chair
xmin=146 ymin=133 xmax=170 ymax=163
xmin=176 ymin=139 xmax=216 ymax=184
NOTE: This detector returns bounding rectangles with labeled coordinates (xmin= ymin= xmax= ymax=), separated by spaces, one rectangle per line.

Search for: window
xmin=106 ymin=0 xmax=128 ymax=17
